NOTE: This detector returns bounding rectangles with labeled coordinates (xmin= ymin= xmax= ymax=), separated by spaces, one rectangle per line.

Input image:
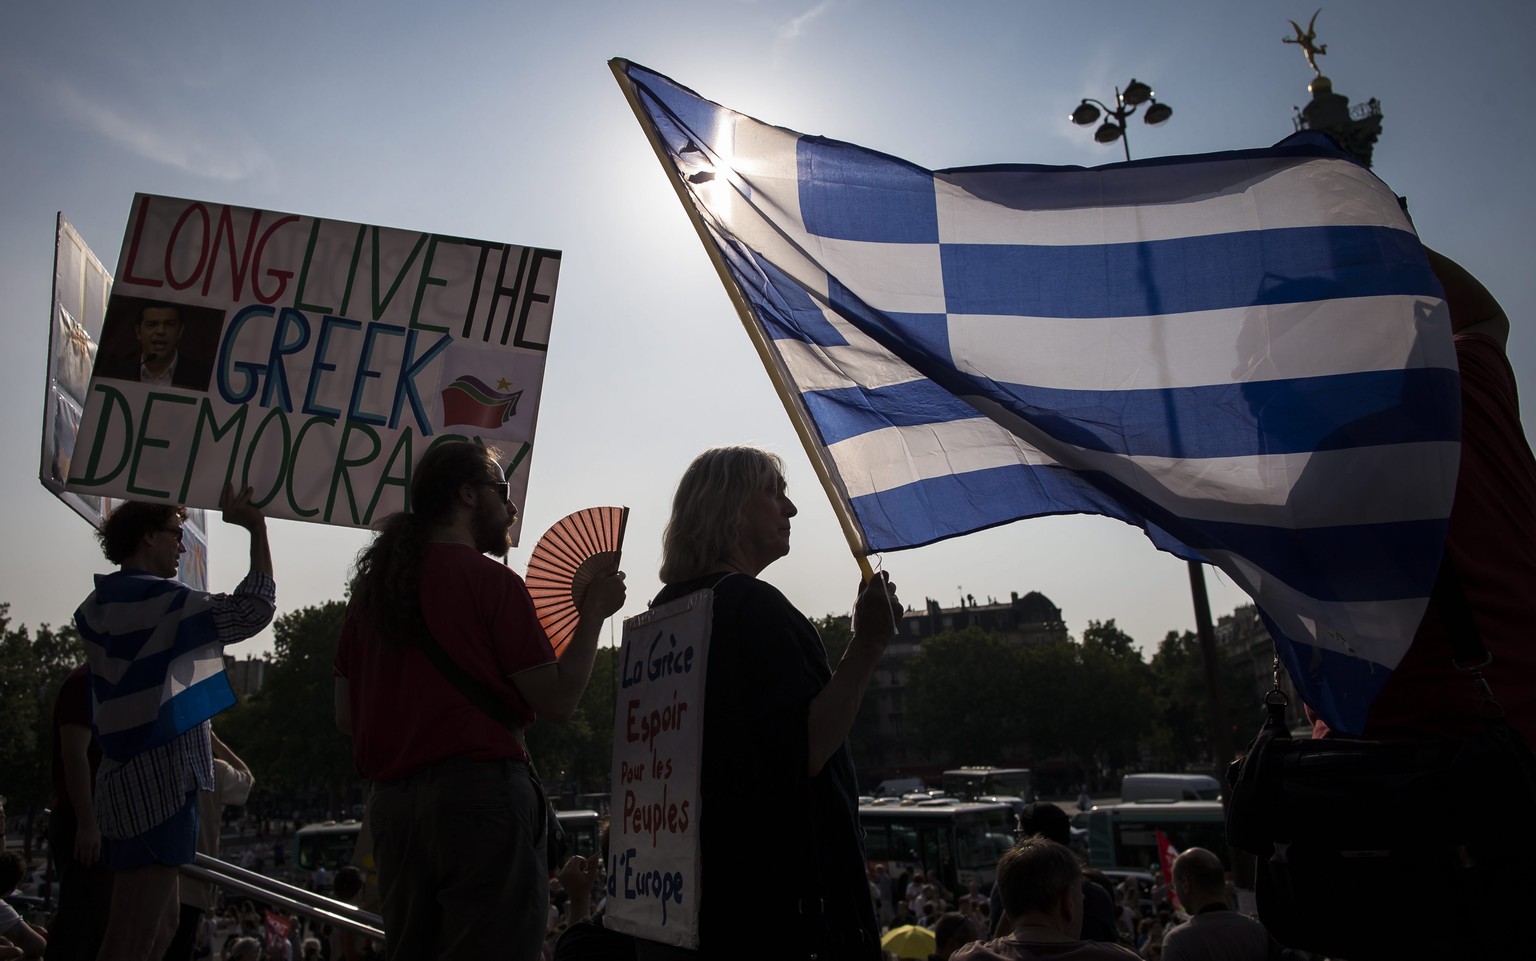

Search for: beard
xmin=472 ymin=495 xmax=513 ymax=556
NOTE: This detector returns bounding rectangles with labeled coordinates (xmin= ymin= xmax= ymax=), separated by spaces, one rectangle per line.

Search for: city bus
xmin=293 ymin=811 xmax=605 ymax=872
xmin=1085 ymin=801 xmax=1227 ymax=873
xmin=940 ymin=767 xmax=1034 ymax=802
xmin=555 ymin=809 xmax=602 ymax=860
xmin=294 ymin=820 xmax=364 ymax=873
xmin=859 ymin=799 xmax=1015 ymax=897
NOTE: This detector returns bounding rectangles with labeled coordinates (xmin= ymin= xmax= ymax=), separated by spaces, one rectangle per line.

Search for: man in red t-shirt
xmin=334 ymin=440 xmax=625 ymax=961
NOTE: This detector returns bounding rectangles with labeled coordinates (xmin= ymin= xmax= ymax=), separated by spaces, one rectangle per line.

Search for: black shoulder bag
xmin=1225 ymin=562 xmax=1536 ymax=957
xmin=416 ymin=634 xmax=568 ymax=867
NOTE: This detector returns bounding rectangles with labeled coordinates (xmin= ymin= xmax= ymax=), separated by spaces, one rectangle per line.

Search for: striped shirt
xmin=79 ymin=570 xmax=275 ymax=839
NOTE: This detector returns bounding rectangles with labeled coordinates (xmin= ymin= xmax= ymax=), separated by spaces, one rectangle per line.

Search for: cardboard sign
xmin=44 ymin=214 xmax=209 ymax=588
xmin=605 ymin=590 xmax=711 ymax=948
xmin=65 ymin=194 xmax=559 ymax=536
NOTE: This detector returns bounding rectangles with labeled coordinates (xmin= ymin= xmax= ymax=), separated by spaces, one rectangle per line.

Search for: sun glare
xmin=688 ymin=115 xmax=736 ymax=225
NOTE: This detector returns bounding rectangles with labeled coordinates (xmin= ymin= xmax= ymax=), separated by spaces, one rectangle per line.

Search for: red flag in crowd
xmin=1155 ymin=829 xmax=1181 ymax=912
xmin=264 ymin=909 xmax=292 ymax=948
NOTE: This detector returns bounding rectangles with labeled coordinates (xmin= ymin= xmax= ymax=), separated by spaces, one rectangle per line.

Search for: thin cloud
xmin=778 ymin=1 xmax=832 ymax=40
xmin=42 ymin=75 xmax=270 ymax=182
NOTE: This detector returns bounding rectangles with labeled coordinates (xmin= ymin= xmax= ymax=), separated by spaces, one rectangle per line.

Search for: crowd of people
xmin=0 ymin=234 xmax=1528 ymax=960
xmin=527 ymin=806 xmax=1292 ymax=961
xmin=8 ymin=799 xmax=1302 ymax=961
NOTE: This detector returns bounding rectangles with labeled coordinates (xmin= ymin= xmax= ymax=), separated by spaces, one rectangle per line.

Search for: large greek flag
xmin=614 ymin=60 xmax=1460 ymax=734
xmin=77 ymin=572 xmax=234 ymax=761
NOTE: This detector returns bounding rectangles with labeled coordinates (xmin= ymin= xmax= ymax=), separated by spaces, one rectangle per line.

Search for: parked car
xmin=874 ymin=777 xmax=927 ymax=797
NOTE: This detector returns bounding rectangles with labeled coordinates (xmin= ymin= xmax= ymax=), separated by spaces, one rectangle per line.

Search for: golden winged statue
xmin=1283 ymin=9 xmax=1328 ymax=76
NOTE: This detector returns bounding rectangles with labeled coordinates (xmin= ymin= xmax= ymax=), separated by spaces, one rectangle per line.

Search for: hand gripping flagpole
xmin=611 ymin=58 xmax=875 ymax=582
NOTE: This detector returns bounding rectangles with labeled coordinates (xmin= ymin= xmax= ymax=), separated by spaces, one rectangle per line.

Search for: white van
xmin=1119 ymin=773 xmax=1222 ymax=802
xmin=874 ymin=777 xmax=927 ymax=797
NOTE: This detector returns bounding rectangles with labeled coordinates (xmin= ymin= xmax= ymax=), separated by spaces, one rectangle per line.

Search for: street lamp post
xmin=1066 ymin=77 xmax=1232 ymax=780
xmin=1069 ymin=79 xmax=1173 ymax=162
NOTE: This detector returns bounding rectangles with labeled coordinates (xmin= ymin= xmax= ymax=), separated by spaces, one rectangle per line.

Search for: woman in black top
xmin=640 ymin=446 xmax=900 ymax=960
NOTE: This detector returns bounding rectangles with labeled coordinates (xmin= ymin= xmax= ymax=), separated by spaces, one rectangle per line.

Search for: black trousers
xmin=43 ymin=807 xmax=114 ymax=961
xmin=162 ymin=903 xmax=206 ymax=961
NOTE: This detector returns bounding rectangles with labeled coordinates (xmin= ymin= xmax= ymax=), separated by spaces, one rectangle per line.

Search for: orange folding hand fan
xmin=525 ymin=506 xmax=629 ymax=655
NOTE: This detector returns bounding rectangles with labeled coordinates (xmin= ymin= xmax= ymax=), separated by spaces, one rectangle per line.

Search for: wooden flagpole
xmin=610 ymin=59 xmax=874 ymax=582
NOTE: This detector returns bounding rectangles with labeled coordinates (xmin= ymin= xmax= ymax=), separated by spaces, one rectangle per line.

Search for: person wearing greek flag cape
xmin=74 ymin=485 xmax=274 ymax=961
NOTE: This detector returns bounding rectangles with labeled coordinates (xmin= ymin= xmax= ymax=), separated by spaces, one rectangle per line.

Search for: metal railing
xmin=182 ymin=854 xmax=384 ymax=940
xmin=1293 ymin=97 xmax=1383 ymax=132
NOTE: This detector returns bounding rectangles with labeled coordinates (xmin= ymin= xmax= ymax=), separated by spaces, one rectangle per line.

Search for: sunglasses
xmin=161 ymin=527 xmax=185 ymax=544
xmin=483 ymin=481 xmax=510 ymax=503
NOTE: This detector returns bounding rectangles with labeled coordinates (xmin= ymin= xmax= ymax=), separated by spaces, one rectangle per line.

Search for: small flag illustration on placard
xmin=440 ymin=375 xmax=523 ymax=429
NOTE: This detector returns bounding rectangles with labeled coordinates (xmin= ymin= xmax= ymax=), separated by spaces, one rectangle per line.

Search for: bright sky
xmin=3 ymin=1 xmax=1532 ymax=659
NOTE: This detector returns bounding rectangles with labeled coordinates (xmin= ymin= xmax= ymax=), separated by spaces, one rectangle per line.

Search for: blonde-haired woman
xmin=637 ymin=446 xmax=900 ymax=961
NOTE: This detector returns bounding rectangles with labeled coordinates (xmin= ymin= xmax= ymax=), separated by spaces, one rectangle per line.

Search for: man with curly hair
xmin=74 ymin=485 xmax=273 ymax=961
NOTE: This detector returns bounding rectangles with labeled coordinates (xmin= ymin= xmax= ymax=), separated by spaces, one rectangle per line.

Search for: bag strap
xmin=418 ymin=633 xmax=523 ymax=731
xmin=416 ymin=631 xmax=542 ymax=766
xmin=415 ymin=632 xmax=567 ymax=835
xmin=1430 ymin=555 xmax=1513 ymax=722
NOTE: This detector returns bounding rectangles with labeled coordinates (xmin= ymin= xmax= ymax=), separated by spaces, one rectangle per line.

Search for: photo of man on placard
xmin=93 ymin=296 xmax=224 ymax=392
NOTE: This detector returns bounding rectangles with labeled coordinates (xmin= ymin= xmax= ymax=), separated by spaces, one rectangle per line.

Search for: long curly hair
xmin=347 ymin=440 xmax=502 ymax=647
xmin=659 ymin=446 xmax=784 ymax=583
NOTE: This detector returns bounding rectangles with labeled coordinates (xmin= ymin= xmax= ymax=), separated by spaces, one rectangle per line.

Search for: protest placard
xmin=44 ymin=213 xmax=209 ymax=587
xmin=64 ymin=194 xmax=559 ymax=537
xmin=605 ymin=590 xmax=711 ymax=948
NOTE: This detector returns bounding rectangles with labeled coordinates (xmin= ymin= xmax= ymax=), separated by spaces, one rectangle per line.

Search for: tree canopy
xmin=0 ymin=591 xmax=1265 ymax=817
xmin=906 ymin=627 xmax=1030 ymax=761
xmin=0 ymin=604 xmax=84 ymax=859
xmin=218 ymin=601 xmax=354 ymax=815
xmin=526 ymin=646 xmax=622 ymax=806
xmin=1146 ymin=629 xmax=1258 ymax=770
xmin=903 ymin=620 xmax=1155 ymax=788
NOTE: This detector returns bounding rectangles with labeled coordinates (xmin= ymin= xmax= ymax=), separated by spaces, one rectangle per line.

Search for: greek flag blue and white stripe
xmin=77 ymin=572 xmax=235 ymax=762
xmin=616 ymin=61 xmax=1460 ymax=734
